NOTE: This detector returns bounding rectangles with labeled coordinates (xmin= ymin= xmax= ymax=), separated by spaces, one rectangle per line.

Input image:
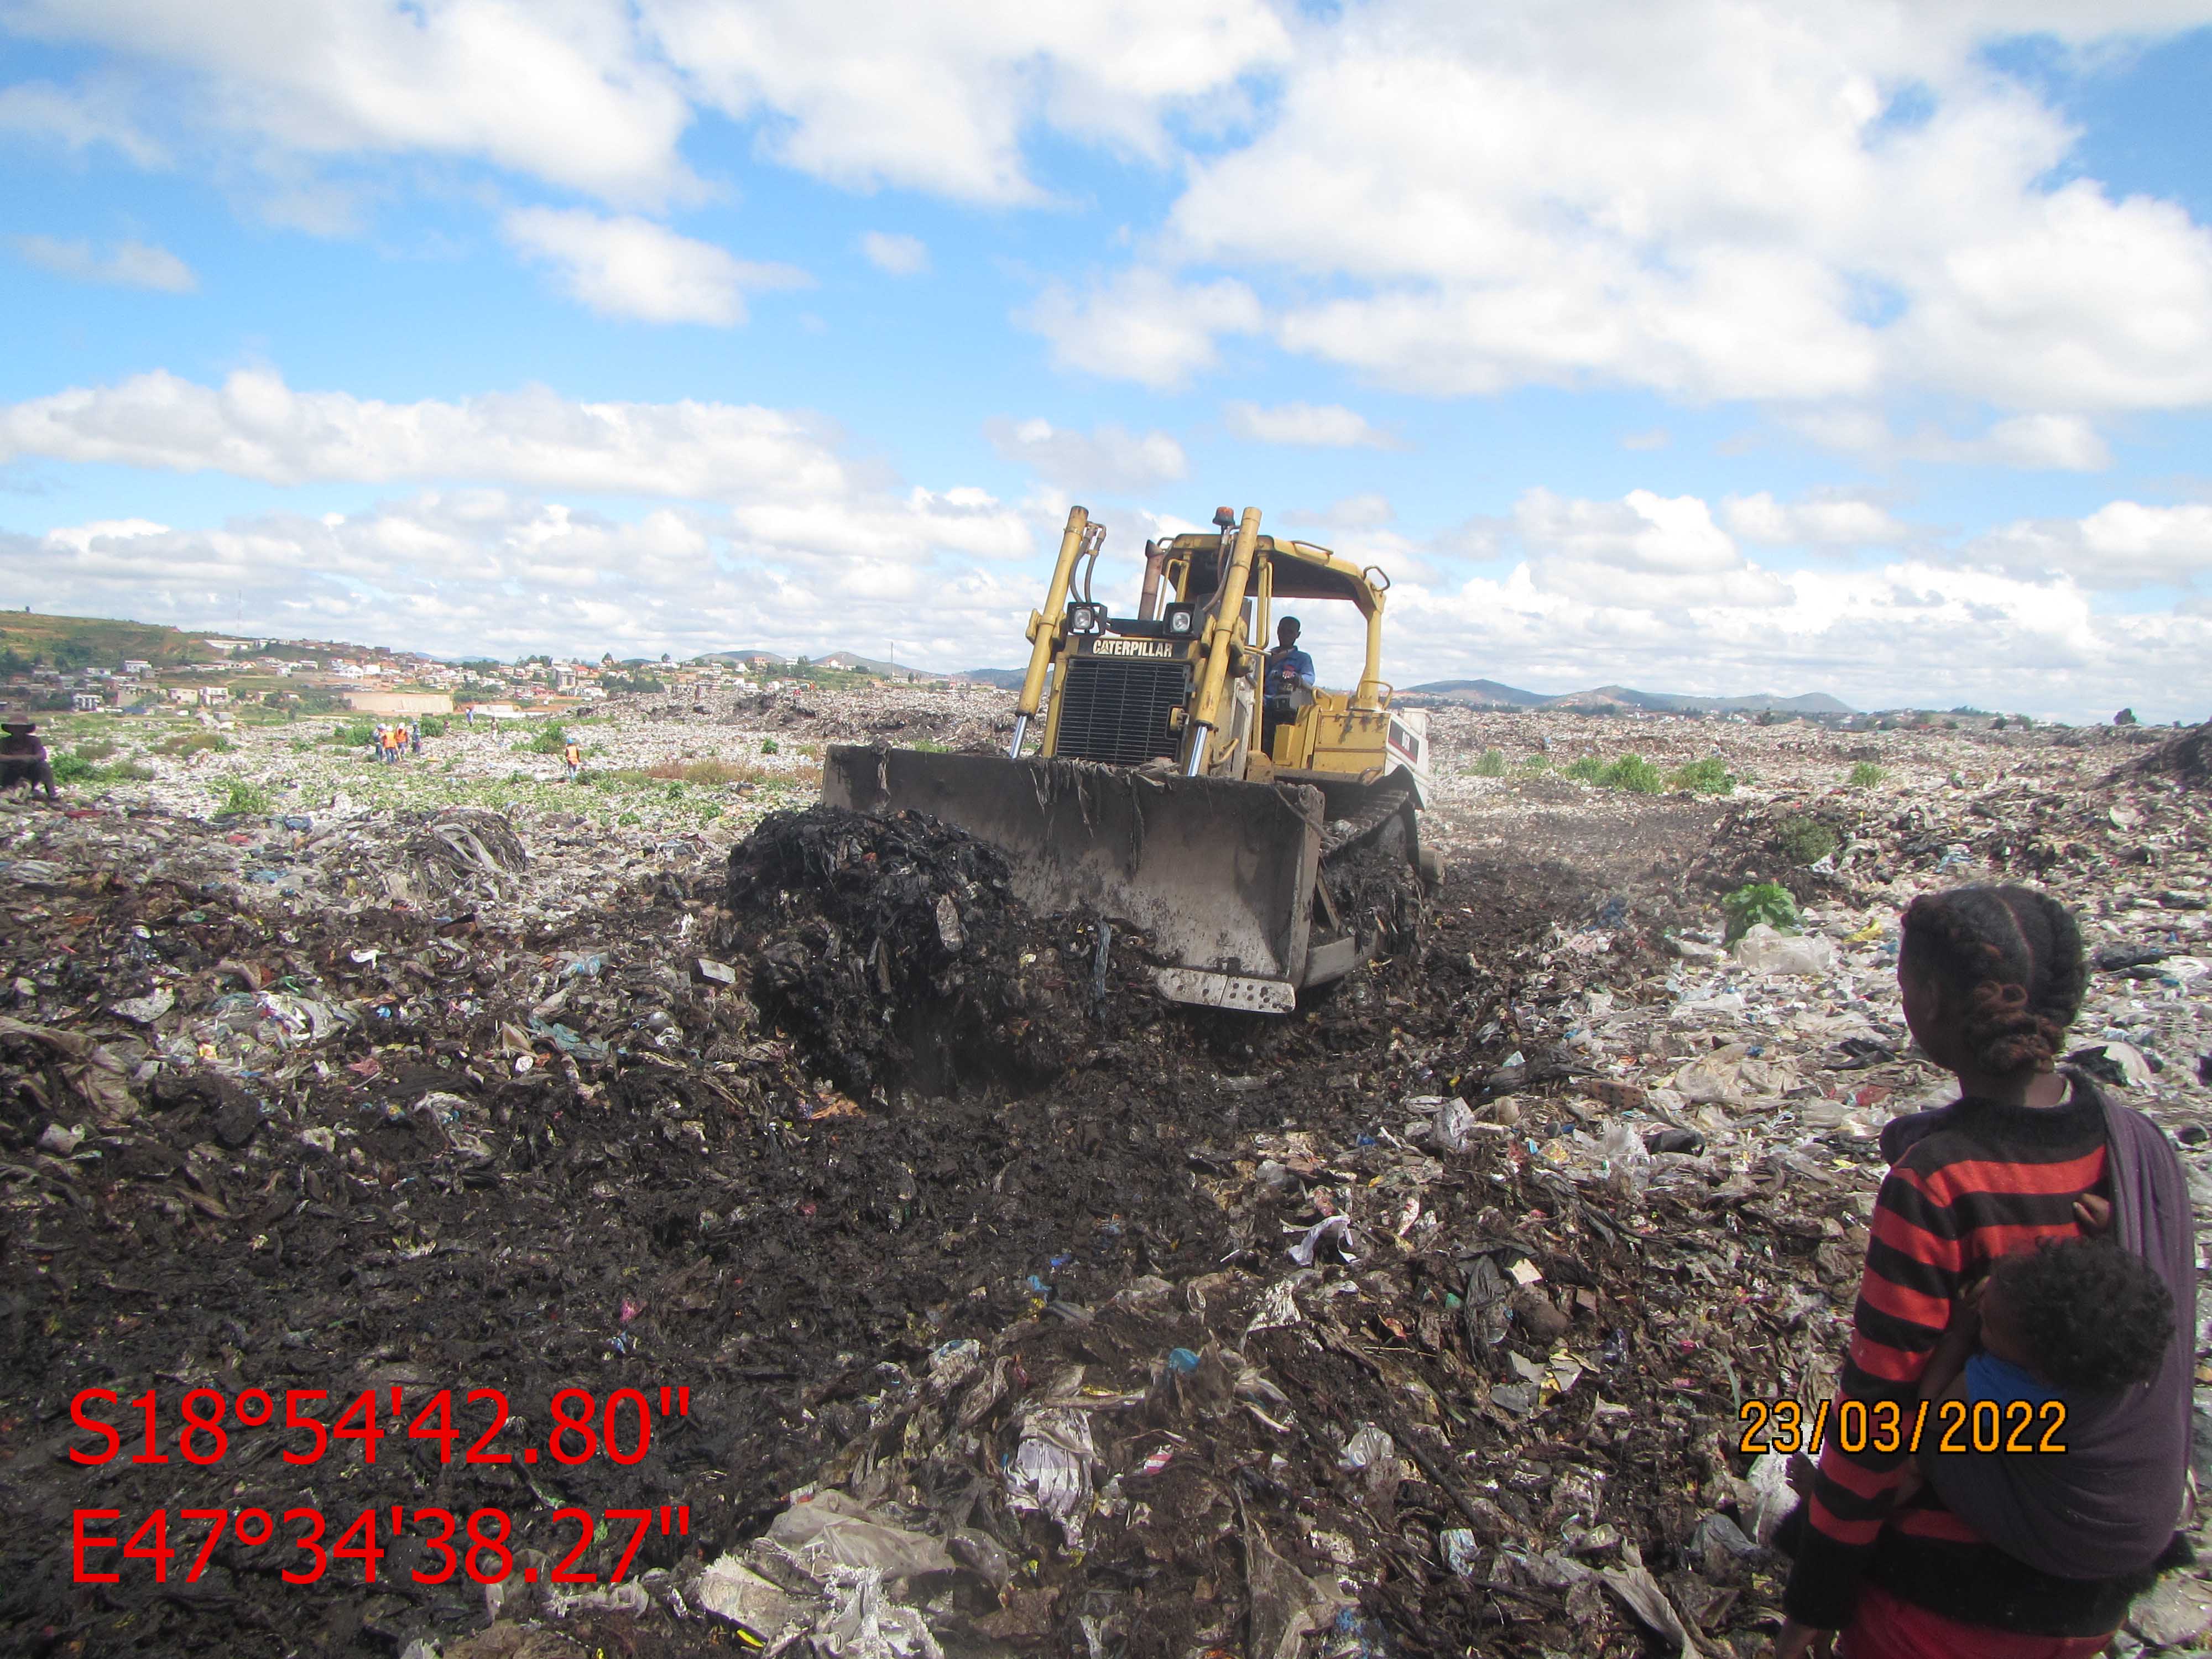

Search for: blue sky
xmin=3 ymin=2 xmax=2210 ymax=720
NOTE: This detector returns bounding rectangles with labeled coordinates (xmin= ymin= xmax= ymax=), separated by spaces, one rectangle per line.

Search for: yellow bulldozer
xmin=823 ymin=505 xmax=1439 ymax=1012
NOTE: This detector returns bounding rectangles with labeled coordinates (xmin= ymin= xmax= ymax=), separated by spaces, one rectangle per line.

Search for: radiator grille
xmin=1054 ymin=657 xmax=1188 ymax=765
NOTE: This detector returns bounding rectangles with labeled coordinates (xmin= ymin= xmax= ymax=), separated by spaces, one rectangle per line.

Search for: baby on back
xmin=1879 ymin=1105 xmax=2173 ymax=1415
xmin=1922 ymin=1223 xmax=2173 ymax=1415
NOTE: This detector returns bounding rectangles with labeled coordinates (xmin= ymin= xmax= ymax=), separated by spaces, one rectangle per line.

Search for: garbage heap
xmin=5 ymin=717 xmax=2211 ymax=1659
xmin=723 ymin=805 xmax=1166 ymax=1099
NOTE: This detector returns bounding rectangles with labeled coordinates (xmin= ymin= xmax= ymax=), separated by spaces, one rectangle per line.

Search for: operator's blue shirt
xmin=1267 ymin=646 xmax=1314 ymax=698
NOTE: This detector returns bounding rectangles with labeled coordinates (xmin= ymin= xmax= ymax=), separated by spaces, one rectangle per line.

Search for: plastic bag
xmin=1732 ymin=923 xmax=1837 ymax=975
xmin=766 ymin=1492 xmax=956 ymax=1585
xmin=1431 ymin=1096 xmax=1480 ymax=1154
xmin=1003 ymin=1406 xmax=1097 ymax=1546
xmin=1597 ymin=1121 xmax=1651 ymax=1199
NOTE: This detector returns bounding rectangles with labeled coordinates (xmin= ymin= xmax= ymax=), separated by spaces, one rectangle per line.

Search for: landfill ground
xmin=4 ymin=693 xmax=2211 ymax=1658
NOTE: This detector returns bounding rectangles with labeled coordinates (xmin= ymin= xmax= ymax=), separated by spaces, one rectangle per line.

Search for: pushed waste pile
xmin=3 ymin=717 xmax=2210 ymax=1658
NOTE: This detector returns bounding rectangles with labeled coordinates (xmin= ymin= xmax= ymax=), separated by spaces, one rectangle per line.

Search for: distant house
xmin=121 ymin=659 xmax=152 ymax=676
xmin=72 ymin=691 xmax=103 ymax=712
xmin=196 ymin=686 xmax=231 ymax=706
xmin=344 ymin=691 xmax=453 ymax=715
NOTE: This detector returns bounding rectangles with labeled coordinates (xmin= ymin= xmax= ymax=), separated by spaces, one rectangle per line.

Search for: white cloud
xmin=12 ymin=234 xmax=196 ymax=292
xmin=985 ymin=418 xmax=1187 ymax=493
xmin=1300 ymin=492 xmax=1395 ymax=530
xmin=500 ymin=208 xmax=806 ymax=325
xmin=1020 ymin=268 xmax=1261 ymax=390
xmin=1377 ymin=555 xmax=2212 ymax=721
xmin=1779 ymin=407 xmax=1898 ymax=455
xmin=11 ymin=488 xmax=1043 ymax=666
xmin=13 ymin=481 xmax=2209 ymax=719
xmin=859 ymin=231 xmax=930 ymax=276
xmin=1969 ymin=500 xmax=2212 ymax=588
xmin=1516 ymin=488 xmax=1738 ymax=575
xmin=1178 ymin=480 xmax=2212 ymax=720
xmin=1924 ymin=413 xmax=2114 ymax=472
xmin=973 ymin=2 xmax=2212 ymax=420
xmin=5 ymin=0 xmax=698 ymax=205
xmin=1621 ymin=428 xmax=1669 ymax=452
xmin=1510 ymin=487 xmax=1791 ymax=609
xmin=5 ymin=0 xmax=1290 ymax=210
xmin=1724 ymin=492 xmax=1910 ymax=548
xmin=24 ymin=2 xmax=2212 ymax=437
xmin=1307 ymin=477 xmax=2212 ymax=718
xmin=0 ymin=76 xmax=166 ymax=165
xmin=1781 ymin=408 xmax=2114 ymax=471
xmin=0 ymin=369 xmax=868 ymax=499
xmin=43 ymin=517 xmax=170 ymax=551
xmin=1 ymin=372 xmax=1047 ymax=660
xmin=1222 ymin=400 xmax=1403 ymax=449
xmin=638 ymin=0 xmax=1290 ymax=205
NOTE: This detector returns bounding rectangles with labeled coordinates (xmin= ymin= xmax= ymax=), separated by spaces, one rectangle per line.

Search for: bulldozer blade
xmin=823 ymin=746 xmax=1323 ymax=1011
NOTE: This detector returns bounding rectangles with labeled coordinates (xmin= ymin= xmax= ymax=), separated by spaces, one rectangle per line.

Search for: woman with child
xmin=1776 ymin=885 xmax=2195 ymax=1658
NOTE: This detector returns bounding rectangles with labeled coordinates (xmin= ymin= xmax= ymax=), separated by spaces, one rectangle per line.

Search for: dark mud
xmin=0 ymin=791 xmax=1816 ymax=1658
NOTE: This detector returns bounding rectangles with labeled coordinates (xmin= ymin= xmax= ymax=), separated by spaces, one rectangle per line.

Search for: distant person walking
xmin=408 ymin=719 xmax=421 ymax=757
xmin=563 ymin=740 xmax=582 ymax=782
xmin=381 ymin=724 xmax=401 ymax=765
xmin=0 ymin=720 xmax=58 ymax=802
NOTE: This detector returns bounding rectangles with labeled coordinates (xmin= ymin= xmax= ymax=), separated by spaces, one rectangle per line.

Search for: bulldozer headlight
xmin=1163 ymin=603 xmax=1196 ymax=637
xmin=1065 ymin=602 xmax=1106 ymax=635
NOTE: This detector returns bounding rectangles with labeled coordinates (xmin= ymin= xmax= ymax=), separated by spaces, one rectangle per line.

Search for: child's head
xmin=1981 ymin=1239 xmax=2173 ymax=1393
xmin=1898 ymin=885 xmax=2085 ymax=1078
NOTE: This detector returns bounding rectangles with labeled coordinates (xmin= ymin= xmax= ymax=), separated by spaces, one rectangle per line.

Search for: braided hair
xmin=1900 ymin=885 xmax=2086 ymax=1076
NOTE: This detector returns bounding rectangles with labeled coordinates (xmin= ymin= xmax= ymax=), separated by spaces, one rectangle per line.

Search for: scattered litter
xmin=9 ymin=696 xmax=2211 ymax=1659
xmin=1287 ymin=1212 xmax=1359 ymax=1266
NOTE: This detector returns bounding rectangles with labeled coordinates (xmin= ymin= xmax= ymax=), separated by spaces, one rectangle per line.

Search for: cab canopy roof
xmin=1161 ymin=533 xmax=1383 ymax=615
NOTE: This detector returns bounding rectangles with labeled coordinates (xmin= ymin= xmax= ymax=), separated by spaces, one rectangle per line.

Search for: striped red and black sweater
xmin=1782 ymin=1078 xmax=2158 ymax=1635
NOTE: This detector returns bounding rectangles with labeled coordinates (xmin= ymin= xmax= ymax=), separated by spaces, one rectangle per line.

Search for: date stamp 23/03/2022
xmin=1736 ymin=1396 xmax=2068 ymax=1457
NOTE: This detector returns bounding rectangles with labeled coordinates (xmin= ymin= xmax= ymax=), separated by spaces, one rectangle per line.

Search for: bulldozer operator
xmin=821 ymin=504 xmax=1438 ymax=1013
xmin=1262 ymin=616 xmax=1316 ymax=758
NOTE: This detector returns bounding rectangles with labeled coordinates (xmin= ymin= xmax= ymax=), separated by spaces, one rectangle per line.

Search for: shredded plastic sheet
xmin=1002 ymin=1406 xmax=1097 ymax=1546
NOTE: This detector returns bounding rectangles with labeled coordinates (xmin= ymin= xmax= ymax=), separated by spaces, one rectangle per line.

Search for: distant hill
xmin=690 ymin=648 xmax=950 ymax=678
xmin=955 ymin=667 xmax=1028 ymax=690
xmin=1404 ymin=678 xmax=1548 ymax=707
xmin=1409 ymin=678 xmax=1854 ymax=714
xmin=0 ymin=609 xmax=223 ymax=670
xmin=814 ymin=651 xmax=948 ymax=679
xmin=1624 ymin=688 xmax=1855 ymax=714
